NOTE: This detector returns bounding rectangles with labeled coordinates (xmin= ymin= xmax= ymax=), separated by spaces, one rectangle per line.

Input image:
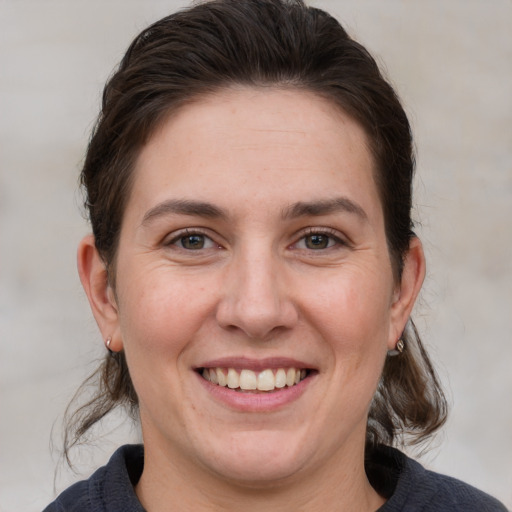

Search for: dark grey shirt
xmin=43 ymin=444 xmax=508 ymax=511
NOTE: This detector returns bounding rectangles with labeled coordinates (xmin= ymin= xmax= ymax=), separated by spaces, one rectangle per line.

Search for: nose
xmin=215 ymin=247 xmax=299 ymax=340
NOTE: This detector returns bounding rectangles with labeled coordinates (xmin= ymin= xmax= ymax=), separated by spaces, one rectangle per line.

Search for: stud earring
xmin=388 ymin=338 xmax=405 ymax=356
xmin=105 ymin=336 xmax=113 ymax=353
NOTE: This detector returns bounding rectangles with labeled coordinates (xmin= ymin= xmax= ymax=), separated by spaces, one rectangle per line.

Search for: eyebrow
xmin=141 ymin=196 xmax=367 ymax=226
xmin=141 ymin=199 xmax=228 ymax=225
xmin=282 ymin=197 xmax=368 ymax=221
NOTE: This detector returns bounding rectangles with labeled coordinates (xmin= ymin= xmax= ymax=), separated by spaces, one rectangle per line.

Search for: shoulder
xmin=417 ymin=467 xmax=508 ymax=511
xmin=371 ymin=446 xmax=508 ymax=512
xmin=42 ymin=479 xmax=93 ymax=512
xmin=43 ymin=445 xmax=145 ymax=512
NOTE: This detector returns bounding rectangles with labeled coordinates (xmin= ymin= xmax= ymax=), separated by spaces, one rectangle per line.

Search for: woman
xmin=44 ymin=0 xmax=508 ymax=510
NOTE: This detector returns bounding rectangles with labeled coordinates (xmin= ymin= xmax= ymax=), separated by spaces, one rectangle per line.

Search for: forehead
xmin=128 ymin=87 xmax=381 ymax=222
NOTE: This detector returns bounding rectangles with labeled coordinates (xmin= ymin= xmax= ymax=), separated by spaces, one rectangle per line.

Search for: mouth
xmin=198 ymin=367 xmax=312 ymax=393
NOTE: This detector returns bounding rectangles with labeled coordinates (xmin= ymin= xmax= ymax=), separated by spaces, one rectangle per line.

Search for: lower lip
xmin=195 ymin=372 xmax=315 ymax=412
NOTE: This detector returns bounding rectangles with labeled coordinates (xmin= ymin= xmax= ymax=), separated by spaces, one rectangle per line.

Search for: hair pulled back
xmin=67 ymin=0 xmax=447 ymax=456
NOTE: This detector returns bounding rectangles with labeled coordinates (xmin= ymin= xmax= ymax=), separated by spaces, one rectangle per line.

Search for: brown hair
xmin=65 ymin=0 xmax=447 ymax=457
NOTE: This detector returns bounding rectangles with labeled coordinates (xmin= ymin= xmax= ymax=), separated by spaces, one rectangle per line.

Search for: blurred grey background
xmin=1 ymin=1 xmax=511 ymax=510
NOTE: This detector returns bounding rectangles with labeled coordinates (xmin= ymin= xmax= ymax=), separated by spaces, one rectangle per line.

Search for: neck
xmin=135 ymin=434 xmax=385 ymax=512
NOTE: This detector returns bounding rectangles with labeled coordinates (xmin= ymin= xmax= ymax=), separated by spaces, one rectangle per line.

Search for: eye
xmin=302 ymin=233 xmax=335 ymax=250
xmin=171 ymin=232 xmax=217 ymax=250
xmin=293 ymin=229 xmax=345 ymax=251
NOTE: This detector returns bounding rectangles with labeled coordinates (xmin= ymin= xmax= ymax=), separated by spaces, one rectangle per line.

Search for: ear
xmin=388 ymin=236 xmax=426 ymax=349
xmin=77 ymin=234 xmax=122 ymax=352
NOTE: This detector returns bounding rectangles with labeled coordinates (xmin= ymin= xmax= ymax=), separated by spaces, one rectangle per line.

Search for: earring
xmin=105 ymin=336 xmax=113 ymax=354
xmin=388 ymin=338 xmax=405 ymax=356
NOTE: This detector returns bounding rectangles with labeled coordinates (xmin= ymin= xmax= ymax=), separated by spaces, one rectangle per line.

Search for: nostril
xmin=216 ymin=298 xmax=299 ymax=340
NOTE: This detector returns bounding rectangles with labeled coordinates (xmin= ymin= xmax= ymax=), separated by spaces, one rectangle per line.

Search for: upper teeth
xmin=201 ymin=367 xmax=307 ymax=392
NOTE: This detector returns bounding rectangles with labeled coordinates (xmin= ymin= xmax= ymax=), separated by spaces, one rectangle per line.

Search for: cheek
xmin=300 ymin=264 xmax=393 ymax=404
xmin=115 ymin=272 xmax=219 ymax=420
xmin=116 ymin=269 xmax=217 ymax=360
xmin=303 ymin=264 xmax=393 ymax=344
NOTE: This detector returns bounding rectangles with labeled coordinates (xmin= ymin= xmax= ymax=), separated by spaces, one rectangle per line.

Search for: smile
xmin=200 ymin=367 xmax=309 ymax=392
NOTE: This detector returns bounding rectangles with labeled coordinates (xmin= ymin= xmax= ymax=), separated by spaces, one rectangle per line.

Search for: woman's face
xmin=88 ymin=88 xmax=421 ymax=485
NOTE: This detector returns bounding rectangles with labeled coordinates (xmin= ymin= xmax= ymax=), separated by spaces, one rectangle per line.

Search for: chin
xmin=198 ymin=430 xmax=312 ymax=485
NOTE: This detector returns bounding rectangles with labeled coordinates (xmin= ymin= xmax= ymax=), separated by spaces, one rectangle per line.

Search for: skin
xmin=78 ymin=87 xmax=425 ymax=511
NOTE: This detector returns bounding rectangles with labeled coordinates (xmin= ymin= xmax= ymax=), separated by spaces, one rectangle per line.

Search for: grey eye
xmin=303 ymin=234 xmax=334 ymax=250
xmin=178 ymin=234 xmax=210 ymax=250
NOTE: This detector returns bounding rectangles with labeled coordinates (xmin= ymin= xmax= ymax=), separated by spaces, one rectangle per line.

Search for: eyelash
xmin=292 ymin=227 xmax=348 ymax=251
xmin=166 ymin=229 xmax=220 ymax=251
xmin=165 ymin=227 xmax=347 ymax=252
